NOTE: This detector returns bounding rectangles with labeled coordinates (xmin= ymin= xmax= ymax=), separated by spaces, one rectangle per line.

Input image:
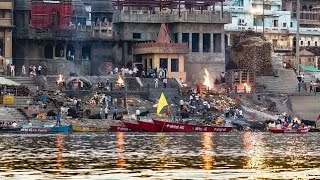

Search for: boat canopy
xmin=299 ymin=65 xmax=320 ymax=72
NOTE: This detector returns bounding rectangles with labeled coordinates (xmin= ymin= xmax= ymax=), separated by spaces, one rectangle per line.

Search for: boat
xmin=137 ymin=120 xmax=162 ymax=132
xmin=21 ymin=125 xmax=72 ymax=133
xmin=110 ymin=125 xmax=131 ymax=132
xmin=122 ymin=121 xmax=143 ymax=132
xmin=269 ymin=127 xmax=311 ymax=133
xmin=72 ymin=125 xmax=109 ymax=132
xmin=153 ymin=119 xmax=234 ymax=132
xmin=0 ymin=127 xmax=21 ymax=132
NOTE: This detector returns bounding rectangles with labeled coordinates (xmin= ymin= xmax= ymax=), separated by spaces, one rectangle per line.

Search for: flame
xmin=57 ymin=74 xmax=64 ymax=84
xmin=203 ymin=68 xmax=214 ymax=90
xmin=243 ymin=83 xmax=252 ymax=93
xmin=117 ymin=75 xmax=124 ymax=86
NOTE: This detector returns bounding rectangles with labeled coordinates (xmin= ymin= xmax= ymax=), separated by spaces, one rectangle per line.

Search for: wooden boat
xmin=269 ymin=127 xmax=311 ymax=133
xmin=110 ymin=125 xmax=131 ymax=132
xmin=21 ymin=125 xmax=72 ymax=133
xmin=122 ymin=121 xmax=143 ymax=132
xmin=137 ymin=120 xmax=162 ymax=132
xmin=72 ymin=125 xmax=109 ymax=132
xmin=309 ymin=128 xmax=320 ymax=132
xmin=0 ymin=127 xmax=21 ymax=132
xmin=153 ymin=119 xmax=234 ymax=132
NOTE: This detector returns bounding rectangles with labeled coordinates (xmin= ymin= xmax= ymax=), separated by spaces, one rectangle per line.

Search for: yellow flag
xmin=157 ymin=92 xmax=168 ymax=115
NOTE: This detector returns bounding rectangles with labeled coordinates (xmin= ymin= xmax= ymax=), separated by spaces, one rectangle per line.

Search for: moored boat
xmin=110 ymin=125 xmax=131 ymax=132
xmin=137 ymin=120 xmax=162 ymax=132
xmin=153 ymin=119 xmax=234 ymax=132
xmin=0 ymin=127 xmax=21 ymax=132
xmin=269 ymin=127 xmax=311 ymax=133
xmin=21 ymin=125 xmax=72 ymax=133
xmin=72 ymin=125 xmax=109 ymax=132
xmin=122 ymin=121 xmax=143 ymax=132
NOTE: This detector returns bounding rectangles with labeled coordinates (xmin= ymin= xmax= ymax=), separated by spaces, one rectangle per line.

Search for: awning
xmin=0 ymin=77 xmax=21 ymax=86
xmin=299 ymin=65 xmax=320 ymax=72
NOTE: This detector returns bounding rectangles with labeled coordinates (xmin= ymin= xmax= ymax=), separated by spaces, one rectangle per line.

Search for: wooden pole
xmin=296 ymin=0 xmax=300 ymax=73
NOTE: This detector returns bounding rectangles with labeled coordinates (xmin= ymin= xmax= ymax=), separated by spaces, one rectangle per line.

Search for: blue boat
xmin=21 ymin=125 xmax=72 ymax=133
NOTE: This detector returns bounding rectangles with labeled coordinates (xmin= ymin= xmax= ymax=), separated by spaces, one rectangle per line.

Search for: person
xmin=79 ymin=80 xmax=84 ymax=90
xmin=10 ymin=64 xmax=15 ymax=76
xmin=136 ymin=109 xmax=141 ymax=120
xmin=21 ymin=65 xmax=26 ymax=76
xmin=154 ymin=78 xmax=159 ymax=88
xmin=310 ymin=81 xmax=314 ymax=92
xmin=28 ymin=120 xmax=32 ymax=126
xmin=55 ymin=111 xmax=62 ymax=126
xmin=112 ymin=107 xmax=118 ymax=120
xmin=163 ymin=78 xmax=168 ymax=88
xmin=100 ymin=108 xmax=104 ymax=119
xmin=105 ymin=106 xmax=110 ymax=119
xmin=238 ymin=109 xmax=243 ymax=118
xmin=37 ymin=64 xmax=42 ymax=75
xmin=12 ymin=121 xmax=17 ymax=127
xmin=179 ymin=99 xmax=184 ymax=110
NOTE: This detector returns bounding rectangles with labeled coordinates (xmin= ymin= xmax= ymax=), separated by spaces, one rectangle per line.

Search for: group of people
xmin=5 ymin=64 xmax=42 ymax=77
xmin=268 ymin=112 xmax=304 ymax=129
xmin=110 ymin=66 xmax=139 ymax=77
xmin=0 ymin=121 xmax=18 ymax=128
xmin=145 ymin=67 xmax=167 ymax=79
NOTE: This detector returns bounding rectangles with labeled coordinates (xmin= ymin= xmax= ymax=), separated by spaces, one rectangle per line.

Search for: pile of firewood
xmin=230 ymin=31 xmax=273 ymax=76
xmin=17 ymin=85 xmax=30 ymax=96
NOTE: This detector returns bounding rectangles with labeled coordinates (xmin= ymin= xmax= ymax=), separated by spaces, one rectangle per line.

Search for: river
xmin=0 ymin=132 xmax=319 ymax=179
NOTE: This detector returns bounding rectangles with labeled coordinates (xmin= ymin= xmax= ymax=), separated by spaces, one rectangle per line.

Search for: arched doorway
xmin=82 ymin=45 xmax=91 ymax=60
xmin=44 ymin=44 xmax=53 ymax=59
xmin=66 ymin=44 xmax=75 ymax=60
xmin=51 ymin=9 xmax=60 ymax=28
xmin=292 ymin=37 xmax=296 ymax=49
xmin=55 ymin=43 xmax=65 ymax=58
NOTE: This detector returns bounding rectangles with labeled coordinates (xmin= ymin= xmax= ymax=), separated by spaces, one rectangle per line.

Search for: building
xmin=221 ymin=0 xmax=320 ymax=53
xmin=13 ymin=0 xmax=231 ymax=82
xmin=0 ymin=0 xmax=13 ymax=74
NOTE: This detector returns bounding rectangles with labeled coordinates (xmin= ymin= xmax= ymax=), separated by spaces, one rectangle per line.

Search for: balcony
xmin=113 ymin=10 xmax=231 ymax=24
xmin=0 ymin=1 xmax=13 ymax=10
xmin=133 ymin=42 xmax=189 ymax=54
xmin=0 ymin=18 xmax=12 ymax=27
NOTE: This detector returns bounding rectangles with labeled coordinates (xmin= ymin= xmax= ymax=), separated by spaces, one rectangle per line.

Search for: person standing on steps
xmin=112 ymin=107 xmax=118 ymax=120
xmin=154 ymin=78 xmax=159 ymax=88
xmin=21 ymin=65 xmax=26 ymax=76
xmin=163 ymin=78 xmax=168 ymax=88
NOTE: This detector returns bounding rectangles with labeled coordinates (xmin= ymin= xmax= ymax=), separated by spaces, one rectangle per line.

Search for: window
xmin=300 ymin=41 xmax=303 ymax=45
xmin=160 ymin=58 xmax=168 ymax=69
xmin=239 ymin=0 xmax=244 ymax=7
xmin=315 ymin=42 xmax=318 ymax=46
xmin=174 ymin=33 xmax=178 ymax=43
xmin=273 ymin=20 xmax=278 ymax=27
xmin=308 ymin=41 xmax=310 ymax=46
xmin=192 ymin=33 xmax=199 ymax=52
xmin=203 ymin=33 xmax=211 ymax=53
xmin=182 ymin=33 xmax=189 ymax=47
xmin=133 ymin=33 xmax=141 ymax=39
xmin=0 ymin=39 xmax=4 ymax=56
xmin=171 ymin=59 xmax=179 ymax=72
xmin=127 ymin=42 xmax=132 ymax=55
xmin=213 ymin=33 xmax=222 ymax=53
xmin=283 ymin=23 xmax=287 ymax=27
xmin=0 ymin=10 xmax=4 ymax=18
xmin=290 ymin=22 xmax=293 ymax=27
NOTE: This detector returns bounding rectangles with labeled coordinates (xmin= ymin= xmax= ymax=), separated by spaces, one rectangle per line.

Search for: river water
xmin=0 ymin=132 xmax=319 ymax=180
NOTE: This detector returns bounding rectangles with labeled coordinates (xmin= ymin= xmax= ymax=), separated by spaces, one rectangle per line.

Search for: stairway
xmin=256 ymin=68 xmax=298 ymax=94
xmin=0 ymin=107 xmax=26 ymax=122
xmin=5 ymin=76 xmax=39 ymax=93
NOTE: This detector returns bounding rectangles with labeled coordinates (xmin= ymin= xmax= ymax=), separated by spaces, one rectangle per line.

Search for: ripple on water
xmin=0 ymin=132 xmax=319 ymax=179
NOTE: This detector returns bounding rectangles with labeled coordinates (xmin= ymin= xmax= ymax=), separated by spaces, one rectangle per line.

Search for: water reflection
xmin=55 ymin=134 xmax=64 ymax=170
xmin=116 ymin=132 xmax=125 ymax=168
xmin=201 ymin=133 xmax=214 ymax=170
xmin=242 ymin=132 xmax=266 ymax=170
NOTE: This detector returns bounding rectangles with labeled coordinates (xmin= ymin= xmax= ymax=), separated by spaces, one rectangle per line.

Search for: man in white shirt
xmin=179 ymin=99 xmax=184 ymax=110
xmin=38 ymin=65 xmax=42 ymax=75
xmin=22 ymin=65 xmax=26 ymax=76
xmin=136 ymin=109 xmax=141 ymax=120
xmin=104 ymin=107 xmax=110 ymax=119
xmin=154 ymin=78 xmax=159 ymax=88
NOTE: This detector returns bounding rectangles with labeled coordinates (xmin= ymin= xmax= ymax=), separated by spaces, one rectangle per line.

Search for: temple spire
xmin=156 ymin=23 xmax=172 ymax=43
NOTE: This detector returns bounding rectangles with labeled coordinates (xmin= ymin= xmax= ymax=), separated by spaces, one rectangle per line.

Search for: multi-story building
xmin=0 ymin=0 xmax=13 ymax=74
xmin=13 ymin=0 xmax=231 ymax=81
xmin=221 ymin=0 xmax=320 ymax=53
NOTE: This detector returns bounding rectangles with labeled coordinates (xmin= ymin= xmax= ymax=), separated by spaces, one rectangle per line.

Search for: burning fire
xmin=203 ymin=68 xmax=214 ymax=90
xmin=243 ymin=83 xmax=252 ymax=93
xmin=57 ymin=74 xmax=64 ymax=84
xmin=117 ymin=75 xmax=124 ymax=86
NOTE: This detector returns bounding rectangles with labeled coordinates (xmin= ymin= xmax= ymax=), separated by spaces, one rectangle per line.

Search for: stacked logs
xmin=230 ymin=31 xmax=273 ymax=76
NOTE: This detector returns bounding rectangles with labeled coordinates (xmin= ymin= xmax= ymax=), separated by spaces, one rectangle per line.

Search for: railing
xmin=133 ymin=42 xmax=188 ymax=48
xmin=0 ymin=18 xmax=12 ymax=27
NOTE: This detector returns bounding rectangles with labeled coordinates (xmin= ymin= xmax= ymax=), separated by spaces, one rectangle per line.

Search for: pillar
xmin=189 ymin=33 xmax=192 ymax=53
xmin=221 ymin=32 xmax=225 ymax=54
xmin=211 ymin=33 xmax=214 ymax=53
xmin=199 ymin=33 xmax=203 ymax=53
xmin=64 ymin=45 xmax=67 ymax=59
xmin=178 ymin=33 xmax=182 ymax=43
xmin=74 ymin=43 xmax=81 ymax=61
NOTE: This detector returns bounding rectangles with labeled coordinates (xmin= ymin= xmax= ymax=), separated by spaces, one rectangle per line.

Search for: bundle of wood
xmin=17 ymin=85 xmax=30 ymax=96
xmin=230 ymin=31 xmax=273 ymax=76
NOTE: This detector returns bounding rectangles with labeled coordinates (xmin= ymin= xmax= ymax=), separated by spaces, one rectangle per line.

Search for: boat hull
xmin=153 ymin=119 xmax=234 ymax=132
xmin=73 ymin=125 xmax=109 ymax=132
xmin=137 ymin=120 xmax=162 ymax=132
xmin=269 ymin=127 xmax=310 ymax=133
xmin=0 ymin=127 xmax=22 ymax=132
xmin=123 ymin=121 xmax=143 ymax=132
xmin=110 ymin=125 xmax=131 ymax=132
xmin=21 ymin=125 xmax=72 ymax=133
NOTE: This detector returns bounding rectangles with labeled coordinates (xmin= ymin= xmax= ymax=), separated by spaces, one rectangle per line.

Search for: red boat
xmin=137 ymin=120 xmax=162 ymax=132
xmin=110 ymin=125 xmax=131 ymax=132
xmin=269 ymin=127 xmax=310 ymax=133
xmin=122 ymin=121 xmax=144 ymax=132
xmin=152 ymin=119 xmax=234 ymax=132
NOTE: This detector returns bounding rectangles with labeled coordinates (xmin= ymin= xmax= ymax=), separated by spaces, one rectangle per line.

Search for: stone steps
xmin=5 ymin=76 xmax=38 ymax=92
